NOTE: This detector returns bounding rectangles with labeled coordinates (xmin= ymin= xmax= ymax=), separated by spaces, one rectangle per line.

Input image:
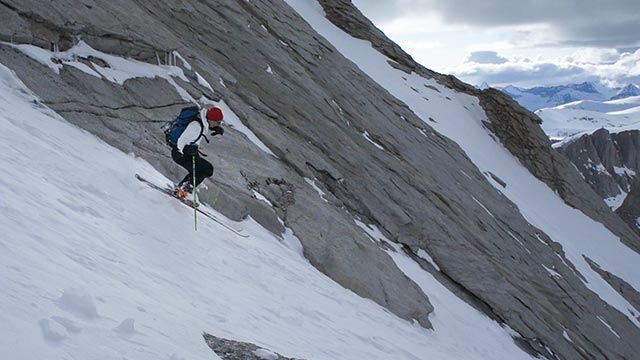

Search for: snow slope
xmin=537 ymin=96 xmax=640 ymax=143
xmin=0 ymin=60 xmax=538 ymax=360
xmin=284 ymin=0 xmax=640 ymax=328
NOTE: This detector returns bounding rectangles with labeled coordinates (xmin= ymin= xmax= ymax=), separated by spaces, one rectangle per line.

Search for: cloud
xmin=451 ymin=49 xmax=640 ymax=87
xmin=567 ymin=48 xmax=621 ymax=65
xmin=454 ymin=62 xmax=588 ymax=88
xmin=352 ymin=0 xmax=640 ymax=48
xmin=350 ymin=0 xmax=640 ymax=87
xmin=350 ymin=1 xmax=408 ymax=23
xmin=466 ymin=51 xmax=508 ymax=64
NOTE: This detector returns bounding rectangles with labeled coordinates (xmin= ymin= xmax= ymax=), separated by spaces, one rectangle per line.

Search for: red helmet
xmin=206 ymin=107 xmax=224 ymax=122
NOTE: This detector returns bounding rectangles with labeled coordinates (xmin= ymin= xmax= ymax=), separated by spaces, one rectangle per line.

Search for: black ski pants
xmin=171 ymin=146 xmax=214 ymax=187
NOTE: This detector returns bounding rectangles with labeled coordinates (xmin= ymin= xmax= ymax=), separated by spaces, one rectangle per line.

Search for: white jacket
xmin=176 ymin=109 xmax=208 ymax=154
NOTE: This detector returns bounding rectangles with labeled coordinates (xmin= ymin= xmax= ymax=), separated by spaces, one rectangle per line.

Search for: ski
xmin=135 ymin=174 xmax=249 ymax=238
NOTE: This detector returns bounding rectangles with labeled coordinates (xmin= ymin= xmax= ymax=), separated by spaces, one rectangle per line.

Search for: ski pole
xmin=192 ymin=155 xmax=198 ymax=231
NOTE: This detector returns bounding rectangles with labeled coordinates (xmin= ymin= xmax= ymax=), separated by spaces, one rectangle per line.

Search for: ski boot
xmin=173 ymin=182 xmax=193 ymax=199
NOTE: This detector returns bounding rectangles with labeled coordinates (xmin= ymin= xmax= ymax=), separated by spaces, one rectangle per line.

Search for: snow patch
xmin=506 ymin=231 xmax=529 ymax=252
xmin=597 ymin=316 xmax=621 ymax=338
xmin=10 ymin=41 xmax=195 ymax=102
xmin=543 ymin=265 xmax=562 ymax=278
xmin=604 ymin=189 xmax=628 ymax=211
xmin=471 ymin=196 xmax=495 ymax=218
xmin=200 ymin=98 xmax=276 ymax=156
xmin=304 ymin=178 xmax=328 ymax=202
xmin=354 ymin=219 xmax=388 ymax=244
xmin=254 ymin=348 xmax=278 ymax=360
xmin=196 ymin=71 xmax=214 ymax=91
xmin=613 ymin=166 xmax=636 ymax=177
xmin=252 ymin=190 xmax=273 ymax=206
xmin=416 ymin=249 xmax=440 ymax=271
xmin=173 ymin=51 xmax=192 ymax=70
xmin=363 ymin=131 xmax=385 ymax=150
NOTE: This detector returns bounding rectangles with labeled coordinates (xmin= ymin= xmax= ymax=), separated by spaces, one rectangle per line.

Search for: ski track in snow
xmin=0 ymin=58 xmax=539 ymax=360
xmin=284 ymin=0 xmax=640 ymax=328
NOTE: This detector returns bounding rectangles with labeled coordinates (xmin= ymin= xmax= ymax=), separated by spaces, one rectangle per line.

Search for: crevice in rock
xmin=44 ymin=99 xmax=187 ymax=113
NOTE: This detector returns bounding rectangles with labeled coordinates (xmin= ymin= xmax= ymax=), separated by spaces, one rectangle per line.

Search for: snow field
xmin=538 ymin=96 xmax=640 ymax=141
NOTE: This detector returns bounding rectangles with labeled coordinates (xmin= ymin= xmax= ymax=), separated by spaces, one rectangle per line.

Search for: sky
xmin=351 ymin=0 xmax=640 ymax=88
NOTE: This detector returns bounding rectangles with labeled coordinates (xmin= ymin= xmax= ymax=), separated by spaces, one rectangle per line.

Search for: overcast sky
xmin=351 ymin=0 xmax=640 ymax=88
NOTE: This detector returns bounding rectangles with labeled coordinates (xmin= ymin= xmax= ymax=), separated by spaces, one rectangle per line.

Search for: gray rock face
xmin=585 ymin=257 xmax=640 ymax=318
xmin=558 ymin=129 xmax=639 ymax=199
xmin=617 ymin=183 xmax=640 ymax=233
xmin=557 ymin=129 xmax=640 ymax=234
xmin=2 ymin=0 xmax=640 ymax=359
xmin=204 ymin=334 xmax=303 ymax=360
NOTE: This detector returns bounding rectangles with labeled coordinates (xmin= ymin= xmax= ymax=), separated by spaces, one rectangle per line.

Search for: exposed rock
xmin=585 ymin=257 xmax=640 ymax=317
xmin=557 ymin=129 xmax=640 ymax=234
xmin=557 ymin=129 xmax=639 ymax=199
xmin=204 ymin=334 xmax=303 ymax=360
xmin=617 ymin=181 xmax=640 ymax=233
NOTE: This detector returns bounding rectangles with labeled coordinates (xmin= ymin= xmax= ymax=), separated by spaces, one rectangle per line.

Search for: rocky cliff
xmin=557 ymin=128 xmax=640 ymax=233
xmin=1 ymin=0 xmax=639 ymax=359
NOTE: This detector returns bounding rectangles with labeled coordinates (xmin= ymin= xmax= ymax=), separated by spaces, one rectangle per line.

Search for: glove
xmin=210 ymin=125 xmax=224 ymax=136
xmin=183 ymin=144 xmax=199 ymax=156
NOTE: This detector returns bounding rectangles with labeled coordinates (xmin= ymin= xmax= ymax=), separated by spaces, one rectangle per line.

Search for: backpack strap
xmin=189 ymin=119 xmax=210 ymax=145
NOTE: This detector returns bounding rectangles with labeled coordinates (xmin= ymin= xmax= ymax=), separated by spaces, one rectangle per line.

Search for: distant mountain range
xmin=536 ymin=95 xmax=640 ymax=142
xmin=495 ymin=82 xmax=640 ymax=112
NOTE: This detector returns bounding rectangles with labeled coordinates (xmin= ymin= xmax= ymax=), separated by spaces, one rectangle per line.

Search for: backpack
xmin=162 ymin=106 xmax=204 ymax=146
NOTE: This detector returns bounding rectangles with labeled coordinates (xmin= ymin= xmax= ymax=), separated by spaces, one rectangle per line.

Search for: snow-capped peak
xmin=611 ymin=84 xmax=640 ymax=100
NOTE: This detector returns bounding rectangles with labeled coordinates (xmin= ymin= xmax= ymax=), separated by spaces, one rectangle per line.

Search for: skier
xmin=164 ymin=105 xmax=224 ymax=198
